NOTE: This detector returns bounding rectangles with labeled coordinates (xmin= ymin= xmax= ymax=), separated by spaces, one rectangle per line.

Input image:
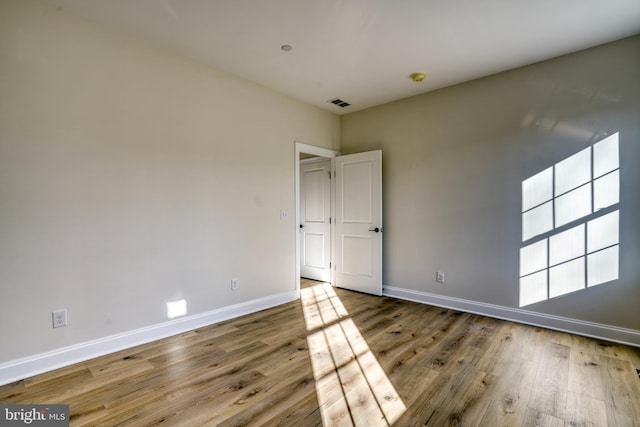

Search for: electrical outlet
xmin=52 ymin=309 xmax=67 ymax=328
xmin=231 ymin=278 xmax=239 ymax=290
xmin=436 ymin=271 xmax=445 ymax=283
xmin=280 ymin=210 xmax=288 ymax=220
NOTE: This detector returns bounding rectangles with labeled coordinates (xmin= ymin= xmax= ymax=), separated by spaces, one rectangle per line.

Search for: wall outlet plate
xmin=231 ymin=278 xmax=239 ymax=290
xmin=52 ymin=309 xmax=67 ymax=328
xmin=436 ymin=271 xmax=445 ymax=283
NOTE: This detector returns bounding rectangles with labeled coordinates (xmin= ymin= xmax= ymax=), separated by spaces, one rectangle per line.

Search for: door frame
xmin=295 ymin=142 xmax=338 ymax=296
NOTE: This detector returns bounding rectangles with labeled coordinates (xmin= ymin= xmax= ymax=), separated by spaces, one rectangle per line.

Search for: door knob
xmin=300 ymin=224 xmax=304 ymax=228
xmin=368 ymin=227 xmax=381 ymax=233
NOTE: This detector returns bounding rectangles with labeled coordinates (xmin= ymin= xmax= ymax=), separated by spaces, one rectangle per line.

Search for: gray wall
xmin=341 ymin=36 xmax=640 ymax=332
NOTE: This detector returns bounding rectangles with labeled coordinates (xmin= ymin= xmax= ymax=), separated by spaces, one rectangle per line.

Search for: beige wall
xmin=342 ymin=36 xmax=640 ymax=332
xmin=0 ymin=0 xmax=339 ymax=363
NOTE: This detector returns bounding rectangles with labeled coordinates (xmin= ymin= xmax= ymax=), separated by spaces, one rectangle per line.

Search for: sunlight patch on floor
xmin=302 ymin=283 xmax=406 ymax=426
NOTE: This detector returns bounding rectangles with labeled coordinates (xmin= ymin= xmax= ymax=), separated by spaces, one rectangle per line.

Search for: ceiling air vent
xmin=329 ymin=98 xmax=351 ymax=108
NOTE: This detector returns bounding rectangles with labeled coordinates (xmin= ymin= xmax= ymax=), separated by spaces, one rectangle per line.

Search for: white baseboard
xmin=0 ymin=291 xmax=297 ymax=386
xmin=383 ymin=286 xmax=640 ymax=348
xmin=4 ymin=287 xmax=637 ymax=387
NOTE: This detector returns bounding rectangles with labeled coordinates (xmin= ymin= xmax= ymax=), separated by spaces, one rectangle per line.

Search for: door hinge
xmin=328 ymin=170 xmax=332 ymax=179
xmin=329 ymin=217 xmax=332 ymax=224
xmin=329 ymin=262 xmax=331 ymax=268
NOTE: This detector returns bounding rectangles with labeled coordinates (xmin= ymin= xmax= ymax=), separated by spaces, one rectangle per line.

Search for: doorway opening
xmin=300 ymin=156 xmax=332 ymax=283
xmin=295 ymin=142 xmax=338 ymax=296
xmin=295 ymin=143 xmax=383 ymax=297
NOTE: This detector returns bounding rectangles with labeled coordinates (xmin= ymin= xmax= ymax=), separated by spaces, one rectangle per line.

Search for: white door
xmin=300 ymin=159 xmax=332 ymax=282
xmin=335 ymin=150 xmax=382 ymax=295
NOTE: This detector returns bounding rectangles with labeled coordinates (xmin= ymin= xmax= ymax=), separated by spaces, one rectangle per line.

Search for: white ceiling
xmin=47 ymin=0 xmax=640 ymax=115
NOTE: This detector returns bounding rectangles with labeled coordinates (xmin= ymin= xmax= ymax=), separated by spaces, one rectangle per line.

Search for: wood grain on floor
xmin=2 ymin=278 xmax=639 ymax=426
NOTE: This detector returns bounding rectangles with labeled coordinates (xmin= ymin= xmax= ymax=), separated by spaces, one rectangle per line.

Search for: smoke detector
xmin=411 ymin=72 xmax=426 ymax=82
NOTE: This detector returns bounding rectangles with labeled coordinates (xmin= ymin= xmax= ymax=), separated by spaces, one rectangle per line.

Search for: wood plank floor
xmin=2 ymin=279 xmax=639 ymax=426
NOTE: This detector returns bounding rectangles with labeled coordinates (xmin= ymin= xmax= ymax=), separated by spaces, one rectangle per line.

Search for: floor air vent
xmin=330 ymin=98 xmax=351 ymax=108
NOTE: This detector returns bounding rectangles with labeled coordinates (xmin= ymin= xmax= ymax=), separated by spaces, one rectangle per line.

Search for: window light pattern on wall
xmin=519 ymin=133 xmax=620 ymax=307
